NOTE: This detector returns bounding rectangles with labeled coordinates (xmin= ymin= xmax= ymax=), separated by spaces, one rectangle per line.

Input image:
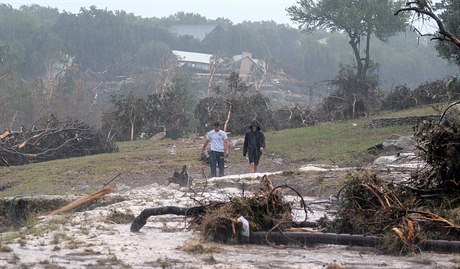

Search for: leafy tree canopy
xmin=288 ymin=0 xmax=408 ymax=80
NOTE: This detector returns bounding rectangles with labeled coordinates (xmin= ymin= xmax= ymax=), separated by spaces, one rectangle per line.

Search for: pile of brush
xmin=325 ymin=104 xmax=460 ymax=254
xmin=0 ymin=118 xmax=117 ymax=166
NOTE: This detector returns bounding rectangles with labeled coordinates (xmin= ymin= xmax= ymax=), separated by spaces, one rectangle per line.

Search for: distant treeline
xmin=0 ymin=4 xmax=456 ymax=89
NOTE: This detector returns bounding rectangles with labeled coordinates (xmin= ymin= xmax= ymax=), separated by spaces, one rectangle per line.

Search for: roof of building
xmin=233 ymin=54 xmax=264 ymax=67
xmin=172 ymin=50 xmax=213 ymax=64
xmin=172 ymin=50 xmax=265 ymax=69
xmin=169 ymin=24 xmax=219 ymax=41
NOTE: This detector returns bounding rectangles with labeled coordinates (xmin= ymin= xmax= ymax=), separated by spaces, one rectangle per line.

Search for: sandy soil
xmin=0 ymin=137 xmax=459 ymax=269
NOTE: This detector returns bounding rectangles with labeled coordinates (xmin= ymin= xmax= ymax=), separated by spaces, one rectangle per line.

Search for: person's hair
xmin=213 ymin=122 xmax=220 ymax=127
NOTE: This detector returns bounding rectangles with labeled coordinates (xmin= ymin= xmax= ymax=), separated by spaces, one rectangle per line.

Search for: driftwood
xmin=0 ymin=119 xmax=117 ymax=166
xmin=47 ymin=185 xmax=116 ymax=216
xmin=168 ymin=165 xmax=191 ymax=187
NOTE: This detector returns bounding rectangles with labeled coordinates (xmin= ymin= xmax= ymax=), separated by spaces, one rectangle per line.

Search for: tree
xmin=145 ymin=73 xmax=191 ymax=139
xmin=206 ymin=54 xmax=231 ymax=96
xmin=0 ymin=73 xmax=34 ymax=129
xmin=0 ymin=4 xmax=61 ymax=77
xmin=288 ymin=0 xmax=407 ymax=81
xmin=102 ymin=93 xmax=146 ymax=141
xmin=195 ymin=72 xmax=274 ymax=134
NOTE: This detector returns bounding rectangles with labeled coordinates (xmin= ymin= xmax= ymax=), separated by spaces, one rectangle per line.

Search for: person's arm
xmin=259 ymin=132 xmax=266 ymax=153
xmin=202 ymin=139 xmax=209 ymax=152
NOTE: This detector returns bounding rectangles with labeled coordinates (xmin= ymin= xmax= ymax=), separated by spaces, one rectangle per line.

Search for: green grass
xmin=372 ymin=104 xmax=442 ymax=118
xmin=0 ymin=138 xmax=200 ymax=197
xmin=266 ymin=120 xmax=413 ymax=164
xmin=266 ymin=105 xmax=440 ymax=164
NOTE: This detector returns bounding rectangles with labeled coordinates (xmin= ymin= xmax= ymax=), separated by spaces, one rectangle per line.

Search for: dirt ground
xmin=0 ymin=138 xmax=459 ymax=269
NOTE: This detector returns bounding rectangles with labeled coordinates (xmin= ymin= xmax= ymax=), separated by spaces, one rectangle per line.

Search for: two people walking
xmin=201 ymin=120 xmax=265 ymax=177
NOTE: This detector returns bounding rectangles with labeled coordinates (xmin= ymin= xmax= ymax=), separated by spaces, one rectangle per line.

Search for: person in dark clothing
xmin=243 ymin=119 xmax=266 ymax=173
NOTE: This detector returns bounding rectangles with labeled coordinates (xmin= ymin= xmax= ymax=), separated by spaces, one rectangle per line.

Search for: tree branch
xmin=394 ymin=6 xmax=460 ymax=48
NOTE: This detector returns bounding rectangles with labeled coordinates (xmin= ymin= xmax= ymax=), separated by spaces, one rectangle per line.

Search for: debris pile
xmin=0 ymin=119 xmax=117 ymax=166
xmin=196 ymin=177 xmax=297 ymax=242
xmin=413 ymin=101 xmax=460 ymax=191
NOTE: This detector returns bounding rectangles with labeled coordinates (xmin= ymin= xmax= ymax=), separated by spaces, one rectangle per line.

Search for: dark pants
xmin=210 ymin=150 xmax=225 ymax=177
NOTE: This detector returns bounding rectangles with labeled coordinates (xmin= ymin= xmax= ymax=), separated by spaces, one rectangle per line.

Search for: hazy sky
xmin=5 ymin=0 xmax=299 ymax=25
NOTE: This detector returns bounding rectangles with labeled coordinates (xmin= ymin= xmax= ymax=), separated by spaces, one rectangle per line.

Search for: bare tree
xmin=252 ymin=56 xmax=280 ymax=92
xmin=156 ymin=53 xmax=180 ymax=99
xmin=207 ymin=54 xmax=232 ymax=96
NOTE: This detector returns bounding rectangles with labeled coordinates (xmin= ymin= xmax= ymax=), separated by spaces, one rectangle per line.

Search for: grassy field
xmin=266 ymin=121 xmax=413 ymax=164
xmin=0 ymin=105 xmax=440 ymax=197
xmin=266 ymin=105 xmax=441 ymax=164
xmin=0 ymin=138 xmax=203 ymax=197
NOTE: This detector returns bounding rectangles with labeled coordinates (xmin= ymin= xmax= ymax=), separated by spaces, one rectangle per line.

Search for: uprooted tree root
xmin=324 ymin=170 xmax=407 ymax=236
xmin=196 ymin=192 xmax=293 ymax=242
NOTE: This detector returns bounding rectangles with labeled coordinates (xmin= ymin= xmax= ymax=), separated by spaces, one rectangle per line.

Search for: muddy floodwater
xmin=1 ymin=164 xmax=460 ymax=269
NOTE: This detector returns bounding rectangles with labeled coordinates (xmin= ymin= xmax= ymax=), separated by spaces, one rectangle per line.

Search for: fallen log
xmin=0 ymin=129 xmax=12 ymax=141
xmin=130 ymin=205 xmax=206 ymax=232
xmin=47 ymin=185 xmax=115 ymax=216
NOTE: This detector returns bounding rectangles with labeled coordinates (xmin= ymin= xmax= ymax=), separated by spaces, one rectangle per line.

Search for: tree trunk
xmin=362 ymin=28 xmax=372 ymax=81
xmin=130 ymin=119 xmax=135 ymax=141
xmin=249 ymin=231 xmax=460 ymax=253
xmin=207 ymin=58 xmax=217 ymax=96
xmin=348 ymin=32 xmax=363 ymax=80
xmin=224 ymin=104 xmax=232 ymax=132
